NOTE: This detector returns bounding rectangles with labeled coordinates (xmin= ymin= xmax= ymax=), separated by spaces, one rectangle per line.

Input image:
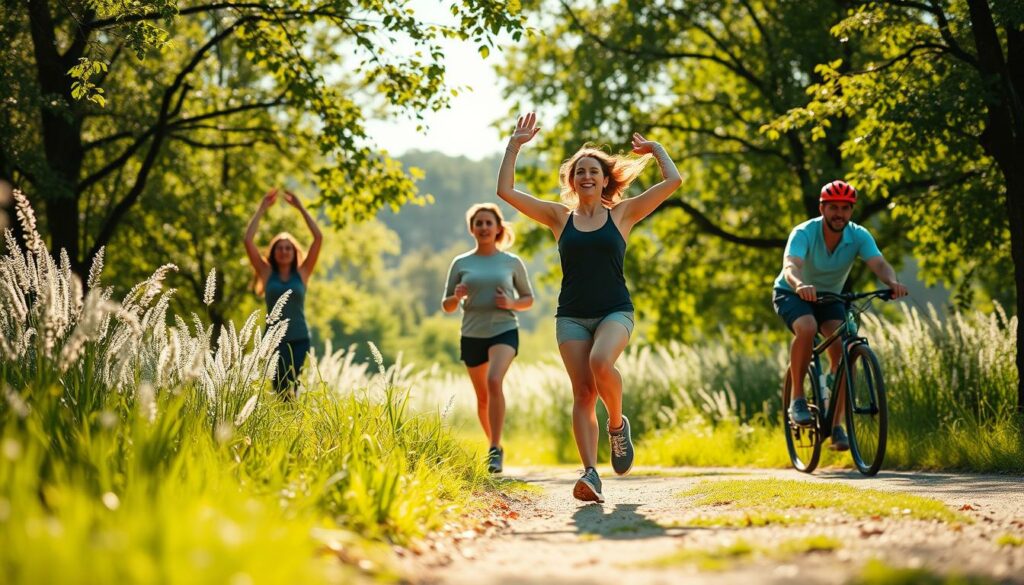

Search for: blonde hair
xmin=465 ymin=203 xmax=515 ymax=250
xmin=253 ymin=232 xmax=306 ymax=296
xmin=558 ymin=145 xmax=652 ymax=209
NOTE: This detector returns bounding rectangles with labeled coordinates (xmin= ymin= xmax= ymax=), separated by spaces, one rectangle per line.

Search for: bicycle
xmin=782 ymin=289 xmax=894 ymax=476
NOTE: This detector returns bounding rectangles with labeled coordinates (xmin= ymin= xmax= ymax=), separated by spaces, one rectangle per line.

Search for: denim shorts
xmin=460 ymin=328 xmax=519 ymax=367
xmin=772 ymin=288 xmax=845 ymax=332
xmin=555 ymin=311 xmax=635 ymax=345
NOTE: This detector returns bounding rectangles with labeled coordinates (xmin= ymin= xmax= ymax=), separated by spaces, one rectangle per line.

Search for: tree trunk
xmin=1007 ymin=171 xmax=1024 ymax=415
xmin=26 ymin=0 xmax=86 ymax=274
xmin=967 ymin=0 xmax=1024 ymax=413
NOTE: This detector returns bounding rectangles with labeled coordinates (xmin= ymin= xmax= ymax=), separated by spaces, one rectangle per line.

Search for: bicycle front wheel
xmin=845 ymin=344 xmax=888 ymax=476
xmin=782 ymin=365 xmax=821 ymax=473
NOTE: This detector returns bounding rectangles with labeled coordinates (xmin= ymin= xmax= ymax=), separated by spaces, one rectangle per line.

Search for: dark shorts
xmin=772 ymin=288 xmax=845 ymax=332
xmin=460 ymin=329 xmax=519 ymax=367
xmin=274 ymin=338 xmax=310 ymax=398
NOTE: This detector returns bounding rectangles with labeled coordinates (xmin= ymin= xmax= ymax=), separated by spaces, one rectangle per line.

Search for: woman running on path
xmin=497 ymin=113 xmax=681 ymax=503
xmin=245 ymin=188 xmax=322 ymax=399
xmin=443 ymin=203 xmax=534 ymax=473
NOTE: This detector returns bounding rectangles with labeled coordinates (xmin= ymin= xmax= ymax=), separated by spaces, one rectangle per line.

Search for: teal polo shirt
xmin=773 ymin=217 xmax=882 ymax=294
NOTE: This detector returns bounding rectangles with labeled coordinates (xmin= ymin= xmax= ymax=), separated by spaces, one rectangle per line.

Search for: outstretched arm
xmin=245 ymin=190 xmax=276 ymax=279
xmin=496 ymin=112 xmax=568 ymax=229
xmin=284 ymin=190 xmax=323 ymax=283
xmin=618 ymin=133 xmax=683 ymax=229
xmin=865 ymin=256 xmax=908 ymax=298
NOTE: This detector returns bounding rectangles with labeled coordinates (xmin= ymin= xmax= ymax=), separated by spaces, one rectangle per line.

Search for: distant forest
xmin=382 ymin=151 xmax=511 ymax=255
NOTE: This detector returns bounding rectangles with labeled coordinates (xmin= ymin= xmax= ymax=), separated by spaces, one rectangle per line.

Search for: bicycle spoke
xmin=846 ymin=345 xmax=888 ymax=476
xmin=783 ymin=365 xmax=822 ymax=473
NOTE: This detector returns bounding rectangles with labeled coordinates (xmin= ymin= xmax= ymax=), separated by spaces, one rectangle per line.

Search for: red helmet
xmin=820 ymin=180 xmax=857 ymax=204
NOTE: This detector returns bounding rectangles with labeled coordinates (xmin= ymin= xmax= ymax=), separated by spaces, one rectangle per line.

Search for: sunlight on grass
xmin=679 ymin=479 xmax=964 ymax=523
xmin=0 ymin=193 xmax=505 ymax=584
xmin=995 ymin=534 xmax=1024 ymax=547
xmin=638 ymin=535 xmax=839 ymax=570
xmin=409 ymin=301 xmax=1023 ymax=474
xmin=486 ymin=477 xmax=545 ymax=497
xmin=681 ymin=511 xmax=810 ymax=528
xmin=626 ymin=468 xmax=745 ymax=478
xmin=850 ymin=559 xmax=999 ymax=585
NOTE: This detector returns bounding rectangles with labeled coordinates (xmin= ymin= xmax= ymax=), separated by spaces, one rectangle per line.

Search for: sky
xmin=363 ymin=3 xmax=518 ymax=161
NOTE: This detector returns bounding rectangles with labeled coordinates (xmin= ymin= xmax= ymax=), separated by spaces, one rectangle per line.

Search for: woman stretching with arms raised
xmin=497 ymin=112 xmax=682 ymax=503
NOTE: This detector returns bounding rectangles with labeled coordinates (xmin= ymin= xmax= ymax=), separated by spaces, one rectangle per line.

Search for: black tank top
xmin=556 ymin=210 xmax=634 ymax=318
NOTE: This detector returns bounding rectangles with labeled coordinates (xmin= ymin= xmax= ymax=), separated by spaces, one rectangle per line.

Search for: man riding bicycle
xmin=773 ymin=180 xmax=908 ymax=451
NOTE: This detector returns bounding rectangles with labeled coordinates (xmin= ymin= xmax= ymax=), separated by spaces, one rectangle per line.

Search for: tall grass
xmin=408 ymin=304 xmax=1023 ymax=472
xmin=0 ymin=191 xmax=492 ymax=584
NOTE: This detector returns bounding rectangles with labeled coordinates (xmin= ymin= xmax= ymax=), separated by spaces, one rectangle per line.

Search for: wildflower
xmin=368 ymin=341 xmax=385 ymax=376
xmin=234 ymin=394 xmax=259 ymax=427
xmin=203 ymin=268 xmax=216 ymax=306
xmin=267 ymin=289 xmax=291 ymax=324
xmin=87 ymin=247 xmax=105 ymax=289
xmin=138 ymin=382 xmax=157 ymax=423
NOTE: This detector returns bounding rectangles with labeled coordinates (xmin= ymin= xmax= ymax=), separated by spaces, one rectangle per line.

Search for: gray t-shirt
xmin=444 ymin=250 xmax=533 ymax=338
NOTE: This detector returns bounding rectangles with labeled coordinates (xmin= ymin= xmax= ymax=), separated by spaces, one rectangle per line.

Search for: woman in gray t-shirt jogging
xmin=442 ymin=203 xmax=534 ymax=474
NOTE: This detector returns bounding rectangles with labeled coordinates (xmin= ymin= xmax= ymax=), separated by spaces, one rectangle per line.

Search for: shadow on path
xmin=571 ymin=503 xmax=668 ymax=540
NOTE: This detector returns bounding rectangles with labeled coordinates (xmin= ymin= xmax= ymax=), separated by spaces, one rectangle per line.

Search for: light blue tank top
xmin=264 ymin=271 xmax=309 ymax=341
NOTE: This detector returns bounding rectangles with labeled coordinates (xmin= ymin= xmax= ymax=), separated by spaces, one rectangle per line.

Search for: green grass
xmin=638 ymin=535 xmax=840 ymax=570
xmin=625 ymin=468 xmax=744 ymax=478
xmin=679 ymin=479 xmax=964 ymax=523
xmin=682 ymin=511 xmax=810 ymax=528
xmin=995 ymin=533 xmax=1024 ymax=547
xmin=416 ymin=303 xmax=1024 ymax=473
xmin=850 ymin=560 xmax=999 ymax=585
xmin=0 ymin=206 xmax=506 ymax=584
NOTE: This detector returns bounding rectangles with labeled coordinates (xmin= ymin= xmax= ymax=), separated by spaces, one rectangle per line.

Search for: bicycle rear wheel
xmin=782 ymin=365 xmax=821 ymax=473
xmin=845 ymin=344 xmax=888 ymax=476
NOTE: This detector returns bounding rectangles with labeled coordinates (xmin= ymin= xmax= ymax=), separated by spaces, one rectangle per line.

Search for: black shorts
xmin=460 ymin=329 xmax=519 ymax=367
xmin=772 ymin=288 xmax=846 ymax=332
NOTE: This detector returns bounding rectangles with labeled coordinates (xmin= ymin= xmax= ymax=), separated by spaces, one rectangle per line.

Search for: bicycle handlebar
xmin=815 ymin=289 xmax=894 ymax=304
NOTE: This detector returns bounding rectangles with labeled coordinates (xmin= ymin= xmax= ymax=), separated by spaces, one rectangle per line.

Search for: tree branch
xmin=88 ymin=2 xmax=267 ymax=29
xmin=168 ymin=134 xmax=260 ymax=149
xmin=645 ymin=122 xmax=789 ymax=162
xmin=558 ymin=0 xmax=768 ymax=94
xmin=88 ymin=18 xmax=252 ymax=261
xmin=658 ymin=199 xmax=787 ymax=248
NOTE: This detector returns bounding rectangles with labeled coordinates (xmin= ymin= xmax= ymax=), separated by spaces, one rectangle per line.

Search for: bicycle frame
xmin=803 ymin=290 xmax=889 ymax=437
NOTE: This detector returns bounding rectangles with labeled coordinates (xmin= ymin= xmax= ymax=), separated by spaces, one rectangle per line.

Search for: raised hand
xmin=631 ymin=132 xmax=658 ymax=155
xmin=509 ymin=112 xmax=540 ymax=147
xmin=261 ymin=188 xmax=278 ymax=208
xmin=283 ymin=190 xmax=302 ymax=209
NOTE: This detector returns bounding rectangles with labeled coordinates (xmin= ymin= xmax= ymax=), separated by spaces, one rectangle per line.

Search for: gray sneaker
xmin=788 ymin=397 xmax=815 ymax=427
xmin=573 ymin=467 xmax=604 ymax=503
xmin=608 ymin=415 xmax=635 ymax=475
xmin=487 ymin=446 xmax=503 ymax=473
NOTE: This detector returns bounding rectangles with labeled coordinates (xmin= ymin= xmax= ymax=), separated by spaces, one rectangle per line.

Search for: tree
xmin=0 ymin=0 xmax=524 ymax=278
xmin=767 ymin=1 xmax=1023 ymax=410
xmin=499 ymin=0 xmax=918 ymax=339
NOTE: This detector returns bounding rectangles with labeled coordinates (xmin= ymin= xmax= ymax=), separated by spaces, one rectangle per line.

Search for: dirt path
xmin=418 ymin=466 xmax=1024 ymax=585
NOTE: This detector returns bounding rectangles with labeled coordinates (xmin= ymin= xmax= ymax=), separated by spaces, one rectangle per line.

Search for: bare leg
xmin=559 ymin=339 xmax=599 ymax=469
xmin=466 ymin=363 xmax=491 ymax=443
xmin=789 ymin=315 xmax=818 ymax=399
xmin=485 ymin=344 xmax=517 ymax=449
xmin=588 ymin=320 xmax=631 ymax=431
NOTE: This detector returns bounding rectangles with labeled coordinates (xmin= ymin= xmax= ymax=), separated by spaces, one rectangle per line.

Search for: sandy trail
xmin=419 ymin=466 xmax=1024 ymax=585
